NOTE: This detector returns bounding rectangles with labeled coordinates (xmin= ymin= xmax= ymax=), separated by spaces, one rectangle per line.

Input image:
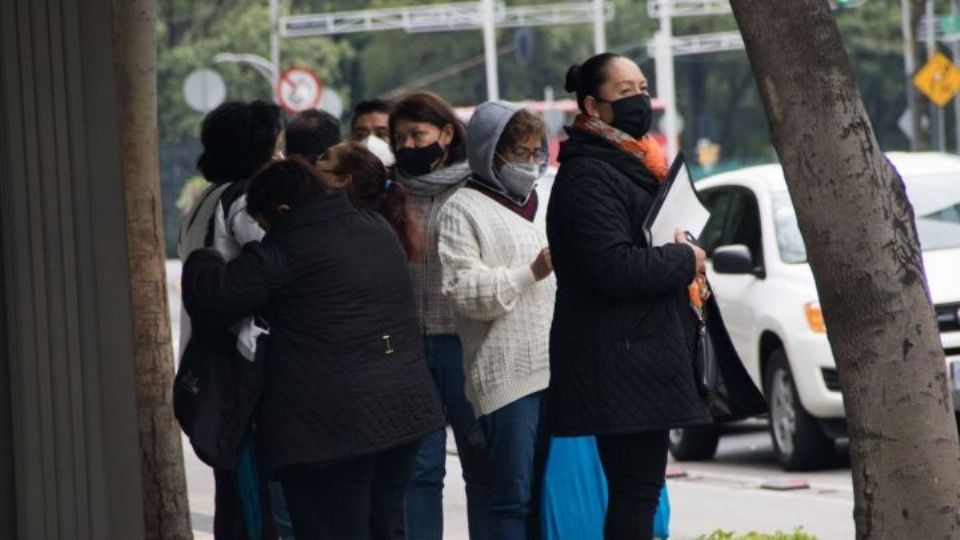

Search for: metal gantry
xmin=280 ymin=1 xmax=613 ymax=101
xmin=282 ymin=1 xmax=614 ymax=36
xmin=647 ymin=0 xmax=731 ymax=18
xmin=646 ymin=31 xmax=744 ymax=58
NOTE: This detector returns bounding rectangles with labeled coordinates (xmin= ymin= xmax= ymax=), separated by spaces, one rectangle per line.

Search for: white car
xmin=668 ymin=152 xmax=960 ymax=471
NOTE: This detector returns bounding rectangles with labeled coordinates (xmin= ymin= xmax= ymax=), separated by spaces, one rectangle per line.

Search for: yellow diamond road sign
xmin=913 ymin=52 xmax=960 ymax=107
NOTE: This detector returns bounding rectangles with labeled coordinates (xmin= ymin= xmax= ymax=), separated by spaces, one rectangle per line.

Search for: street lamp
xmin=211 ymin=53 xmax=276 ymax=88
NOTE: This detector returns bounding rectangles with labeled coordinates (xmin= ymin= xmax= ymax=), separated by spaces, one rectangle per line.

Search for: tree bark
xmin=112 ymin=1 xmax=193 ymax=538
xmin=730 ymin=0 xmax=960 ymax=537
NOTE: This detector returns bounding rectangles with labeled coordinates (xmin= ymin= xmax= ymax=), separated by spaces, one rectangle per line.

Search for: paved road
xmin=168 ymin=261 xmax=854 ymax=539
xmin=667 ymin=422 xmax=854 ymax=539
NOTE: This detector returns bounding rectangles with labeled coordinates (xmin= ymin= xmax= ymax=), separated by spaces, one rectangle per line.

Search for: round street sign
xmin=276 ymin=67 xmax=323 ymax=113
xmin=183 ymin=68 xmax=226 ymax=113
xmin=318 ymin=88 xmax=344 ymax=119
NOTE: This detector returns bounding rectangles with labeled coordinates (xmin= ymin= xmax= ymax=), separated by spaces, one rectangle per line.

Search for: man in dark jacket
xmin=183 ymin=159 xmax=444 ymax=539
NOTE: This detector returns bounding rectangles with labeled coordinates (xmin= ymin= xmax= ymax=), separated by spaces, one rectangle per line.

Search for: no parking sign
xmin=275 ymin=67 xmax=323 ymax=113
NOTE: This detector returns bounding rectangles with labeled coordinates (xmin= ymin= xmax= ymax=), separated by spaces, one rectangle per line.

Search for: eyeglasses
xmin=503 ymin=145 xmax=548 ymax=163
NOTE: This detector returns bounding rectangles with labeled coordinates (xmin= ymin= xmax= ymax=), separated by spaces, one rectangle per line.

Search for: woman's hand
xmin=675 ymin=229 xmax=705 ymax=275
xmin=530 ymin=247 xmax=554 ymax=281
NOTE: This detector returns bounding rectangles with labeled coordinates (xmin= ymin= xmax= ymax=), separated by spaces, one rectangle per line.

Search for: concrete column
xmin=0 ymin=0 xmax=149 ymax=537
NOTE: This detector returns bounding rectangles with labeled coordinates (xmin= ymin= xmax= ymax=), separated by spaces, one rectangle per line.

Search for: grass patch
xmin=694 ymin=528 xmax=817 ymax=540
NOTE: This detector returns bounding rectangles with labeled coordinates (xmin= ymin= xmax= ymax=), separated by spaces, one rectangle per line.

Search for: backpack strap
xmin=209 ymin=178 xmax=252 ymax=247
xmin=178 ymin=182 xmax=231 ymax=257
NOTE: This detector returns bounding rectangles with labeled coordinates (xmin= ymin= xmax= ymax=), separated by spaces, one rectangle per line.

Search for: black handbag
xmin=697 ymin=296 xmax=768 ymax=421
xmin=695 ymin=322 xmax=719 ymax=398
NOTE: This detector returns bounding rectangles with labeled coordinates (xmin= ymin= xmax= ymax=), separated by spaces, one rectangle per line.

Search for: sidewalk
xmin=186 ymin=429 xmax=471 ymax=539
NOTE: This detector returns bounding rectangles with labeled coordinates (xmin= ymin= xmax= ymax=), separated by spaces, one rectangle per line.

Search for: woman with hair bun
xmin=546 ymin=53 xmax=710 ymax=540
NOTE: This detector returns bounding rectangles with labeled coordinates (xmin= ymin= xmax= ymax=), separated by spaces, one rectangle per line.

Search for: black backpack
xmin=173 ymin=179 xmax=265 ymax=470
xmin=173 ymin=319 xmax=266 ymax=470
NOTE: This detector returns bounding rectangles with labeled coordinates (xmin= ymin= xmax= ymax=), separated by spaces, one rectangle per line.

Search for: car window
xmin=772 ymin=172 xmax=960 ymax=262
xmin=698 ymin=188 xmax=735 ymax=255
xmin=904 ymin=173 xmax=960 ymax=251
xmin=723 ymin=189 xmax=763 ymax=261
xmin=771 ymin=192 xmax=806 ymax=263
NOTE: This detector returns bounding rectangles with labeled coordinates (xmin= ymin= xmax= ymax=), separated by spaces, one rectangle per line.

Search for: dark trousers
xmin=477 ymin=391 xmax=549 ymax=540
xmin=213 ymin=466 xmax=277 ymax=540
xmin=278 ymin=440 xmax=421 ymax=540
xmin=405 ymin=334 xmax=487 ymax=540
xmin=595 ymin=430 xmax=670 ymax=540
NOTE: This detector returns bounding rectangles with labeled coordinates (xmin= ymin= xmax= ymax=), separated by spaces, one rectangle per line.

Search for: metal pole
xmin=927 ymin=0 xmax=944 ymax=151
xmin=902 ymin=0 xmax=919 ymax=150
xmin=270 ymin=0 xmax=281 ymax=96
xmin=593 ymin=0 xmax=607 ymax=53
xmin=953 ymin=0 xmax=960 ymax=152
xmin=482 ymin=0 xmax=499 ymax=100
xmin=656 ymin=3 xmax=679 ymax=159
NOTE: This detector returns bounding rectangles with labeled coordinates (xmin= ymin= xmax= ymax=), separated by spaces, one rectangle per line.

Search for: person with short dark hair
xmin=547 ymin=53 xmax=710 ymax=540
xmin=350 ymin=99 xmax=393 ymax=142
xmin=389 ymin=92 xmax=483 ymax=540
xmin=436 ymin=101 xmax=554 ymax=539
xmin=183 ymin=158 xmax=445 ymax=539
xmin=179 ymin=99 xmax=285 ymax=540
xmin=285 ymin=109 xmax=342 ymax=159
xmin=196 ymin=100 xmax=286 ymax=186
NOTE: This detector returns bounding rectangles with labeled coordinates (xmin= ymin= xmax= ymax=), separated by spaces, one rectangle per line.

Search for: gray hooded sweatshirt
xmin=466 ymin=101 xmax=548 ymax=202
xmin=436 ymin=101 xmax=555 ymax=416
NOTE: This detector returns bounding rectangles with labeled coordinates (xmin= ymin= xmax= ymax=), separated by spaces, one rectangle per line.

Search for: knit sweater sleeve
xmin=437 ymin=198 xmax=538 ymax=322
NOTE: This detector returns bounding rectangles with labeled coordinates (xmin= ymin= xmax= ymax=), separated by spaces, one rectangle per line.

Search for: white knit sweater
xmin=437 ymin=187 xmax=555 ymax=416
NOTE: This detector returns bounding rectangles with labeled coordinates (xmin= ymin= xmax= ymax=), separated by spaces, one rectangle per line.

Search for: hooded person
xmin=435 ymin=100 xmax=556 ymax=540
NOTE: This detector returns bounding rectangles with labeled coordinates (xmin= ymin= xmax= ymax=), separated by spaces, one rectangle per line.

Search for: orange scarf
xmin=572 ymin=114 xmax=670 ymax=182
xmin=572 ymin=114 xmax=709 ymax=320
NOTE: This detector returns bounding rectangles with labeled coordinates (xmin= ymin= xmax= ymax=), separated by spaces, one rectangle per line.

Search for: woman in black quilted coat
xmin=546 ymin=53 xmax=712 ymax=540
xmin=183 ymin=158 xmax=444 ymax=539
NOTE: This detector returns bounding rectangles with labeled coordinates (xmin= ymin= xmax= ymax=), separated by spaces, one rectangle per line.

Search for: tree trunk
xmin=112 ymin=1 xmax=193 ymax=538
xmin=730 ymin=1 xmax=960 ymax=537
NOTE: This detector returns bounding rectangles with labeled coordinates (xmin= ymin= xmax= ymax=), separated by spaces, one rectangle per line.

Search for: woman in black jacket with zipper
xmin=183 ymin=159 xmax=444 ymax=539
xmin=546 ymin=53 xmax=711 ymax=540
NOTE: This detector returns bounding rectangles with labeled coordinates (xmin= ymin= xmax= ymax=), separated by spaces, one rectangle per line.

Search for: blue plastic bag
xmin=237 ymin=441 xmax=263 ymax=539
xmin=540 ymin=436 xmax=671 ymax=539
xmin=654 ymin=482 xmax=671 ymax=539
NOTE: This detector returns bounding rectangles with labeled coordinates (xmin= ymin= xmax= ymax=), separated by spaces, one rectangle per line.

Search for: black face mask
xmin=603 ymin=93 xmax=653 ymax=139
xmin=396 ymin=142 xmax=445 ymax=177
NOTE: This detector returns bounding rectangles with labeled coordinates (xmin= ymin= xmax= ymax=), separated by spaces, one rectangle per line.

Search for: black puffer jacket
xmin=546 ymin=128 xmax=712 ymax=435
xmin=183 ymin=194 xmax=444 ymax=474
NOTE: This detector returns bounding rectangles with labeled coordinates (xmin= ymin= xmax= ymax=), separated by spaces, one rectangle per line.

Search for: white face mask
xmin=362 ymin=134 xmax=396 ymax=167
xmin=498 ymin=161 xmax=542 ymax=201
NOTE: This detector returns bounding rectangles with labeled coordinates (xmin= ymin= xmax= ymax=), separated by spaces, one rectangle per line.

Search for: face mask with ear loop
xmin=597 ymin=93 xmax=653 ymax=139
xmin=496 ymin=154 xmax=545 ymax=202
xmin=396 ymin=142 xmax=445 ymax=177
